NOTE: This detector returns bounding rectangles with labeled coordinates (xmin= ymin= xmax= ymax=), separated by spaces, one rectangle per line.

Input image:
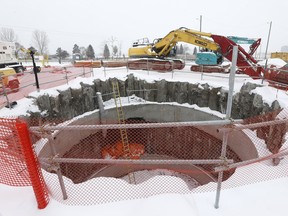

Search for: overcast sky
xmin=1 ymin=0 xmax=287 ymax=56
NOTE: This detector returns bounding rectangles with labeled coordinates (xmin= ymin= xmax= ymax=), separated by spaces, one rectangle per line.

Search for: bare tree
xmin=0 ymin=27 xmax=18 ymax=42
xmin=15 ymin=42 xmax=23 ymax=58
xmin=32 ymin=30 xmax=49 ymax=55
xmin=118 ymin=42 xmax=122 ymax=57
xmin=108 ymin=36 xmax=118 ymax=57
xmin=79 ymin=46 xmax=87 ymax=59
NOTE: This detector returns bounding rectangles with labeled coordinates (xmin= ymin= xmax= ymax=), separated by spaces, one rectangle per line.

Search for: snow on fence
xmin=25 ymin=108 xmax=288 ymax=206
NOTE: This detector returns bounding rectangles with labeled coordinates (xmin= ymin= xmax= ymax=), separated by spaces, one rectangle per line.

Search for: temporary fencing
xmin=28 ymin=108 xmax=288 ymax=206
xmin=0 ymin=65 xmax=93 ymax=108
xmin=0 ymin=117 xmax=49 ymax=209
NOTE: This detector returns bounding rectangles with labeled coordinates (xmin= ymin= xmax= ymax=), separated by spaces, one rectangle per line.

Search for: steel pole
xmin=30 ymin=119 xmax=243 ymax=132
xmin=200 ymin=15 xmax=202 ymax=32
xmin=31 ymin=51 xmax=40 ymax=92
xmin=262 ymin=21 xmax=272 ymax=83
xmin=47 ymin=135 xmax=68 ymax=200
xmin=264 ymin=21 xmax=272 ymax=60
xmin=214 ymin=46 xmax=238 ymax=209
xmin=225 ymin=46 xmax=238 ymax=119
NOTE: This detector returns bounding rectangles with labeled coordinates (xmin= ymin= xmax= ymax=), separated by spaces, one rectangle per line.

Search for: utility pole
xmin=264 ymin=21 xmax=272 ymax=60
xmin=199 ymin=15 xmax=202 ymax=32
xmin=262 ymin=21 xmax=272 ymax=83
xmin=198 ymin=15 xmax=202 ymax=52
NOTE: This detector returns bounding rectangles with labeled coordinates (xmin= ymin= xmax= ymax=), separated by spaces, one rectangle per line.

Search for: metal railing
xmin=0 ymin=65 xmax=93 ymax=108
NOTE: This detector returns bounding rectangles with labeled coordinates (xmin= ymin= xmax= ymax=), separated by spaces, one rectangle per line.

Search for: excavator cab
xmin=132 ymin=37 xmax=151 ymax=47
xmin=196 ymin=51 xmax=223 ymax=65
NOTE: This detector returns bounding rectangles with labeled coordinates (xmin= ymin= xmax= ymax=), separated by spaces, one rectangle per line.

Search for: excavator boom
xmin=128 ymin=27 xmax=220 ymax=58
xmin=152 ymin=27 xmax=220 ymax=57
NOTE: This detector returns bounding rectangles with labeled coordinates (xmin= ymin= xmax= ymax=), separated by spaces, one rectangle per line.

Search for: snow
xmin=0 ymin=97 xmax=40 ymax=117
xmin=258 ymin=58 xmax=287 ymax=68
xmin=1 ymin=172 xmax=288 ymax=216
xmin=1 ymin=63 xmax=288 ymax=216
xmin=251 ymin=85 xmax=288 ymax=107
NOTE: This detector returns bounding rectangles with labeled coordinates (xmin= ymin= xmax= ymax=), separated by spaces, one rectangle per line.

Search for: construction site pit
xmin=38 ymin=103 xmax=258 ymax=188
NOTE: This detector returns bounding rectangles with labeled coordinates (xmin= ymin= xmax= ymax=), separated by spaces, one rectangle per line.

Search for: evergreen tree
xmin=193 ymin=47 xmax=198 ymax=55
xmin=179 ymin=44 xmax=184 ymax=54
xmin=113 ymin=45 xmax=118 ymax=56
xmin=79 ymin=46 xmax=87 ymax=59
xmin=15 ymin=42 xmax=23 ymax=58
xmin=72 ymin=44 xmax=80 ymax=54
xmin=86 ymin=44 xmax=95 ymax=59
xmin=103 ymin=44 xmax=110 ymax=59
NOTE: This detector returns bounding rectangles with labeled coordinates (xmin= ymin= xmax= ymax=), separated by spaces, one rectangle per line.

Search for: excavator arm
xmin=128 ymin=27 xmax=221 ymax=58
xmin=152 ymin=27 xmax=220 ymax=57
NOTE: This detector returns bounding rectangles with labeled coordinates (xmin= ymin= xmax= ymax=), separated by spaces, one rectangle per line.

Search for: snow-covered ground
xmin=1 ymin=60 xmax=288 ymax=216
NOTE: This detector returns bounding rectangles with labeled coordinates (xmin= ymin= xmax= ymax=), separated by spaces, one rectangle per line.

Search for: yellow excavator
xmin=127 ymin=27 xmax=263 ymax=77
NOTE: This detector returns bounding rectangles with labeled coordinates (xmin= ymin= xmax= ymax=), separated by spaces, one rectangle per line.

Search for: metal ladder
xmin=111 ymin=79 xmax=136 ymax=184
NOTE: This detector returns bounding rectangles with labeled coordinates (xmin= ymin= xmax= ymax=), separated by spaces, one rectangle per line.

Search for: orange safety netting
xmin=0 ymin=118 xmax=49 ymax=209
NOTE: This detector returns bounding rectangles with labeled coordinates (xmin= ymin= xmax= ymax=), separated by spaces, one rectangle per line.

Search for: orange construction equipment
xmin=0 ymin=68 xmax=20 ymax=93
xmin=73 ymin=60 xmax=102 ymax=68
xmin=101 ymin=141 xmax=145 ymax=159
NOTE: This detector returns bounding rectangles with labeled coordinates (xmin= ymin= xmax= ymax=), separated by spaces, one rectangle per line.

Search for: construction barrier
xmin=29 ymin=108 xmax=288 ymax=205
xmin=0 ymin=118 xmax=49 ymax=209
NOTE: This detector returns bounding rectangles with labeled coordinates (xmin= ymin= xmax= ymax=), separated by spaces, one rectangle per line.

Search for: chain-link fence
xmin=28 ymin=108 xmax=288 ymax=206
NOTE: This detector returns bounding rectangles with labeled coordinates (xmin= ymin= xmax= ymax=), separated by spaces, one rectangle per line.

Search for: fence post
xmin=0 ymin=76 xmax=11 ymax=109
xmin=47 ymin=134 xmax=68 ymax=200
xmin=91 ymin=66 xmax=94 ymax=77
xmin=171 ymin=61 xmax=174 ymax=79
xmin=82 ymin=66 xmax=86 ymax=77
xmin=214 ymin=46 xmax=238 ymax=209
xmin=226 ymin=46 xmax=238 ymax=118
xmin=96 ymin=92 xmax=105 ymax=121
xmin=65 ymin=67 xmax=68 ymax=85
xmin=15 ymin=120 xmax=50 ymax=209
xmin=147 ymin=59 xmax=149 ymax=75
xmin=96 ymin=92 xmax=107 ymax=137
xmin=103 ymin=64 xmax=106 ymax=78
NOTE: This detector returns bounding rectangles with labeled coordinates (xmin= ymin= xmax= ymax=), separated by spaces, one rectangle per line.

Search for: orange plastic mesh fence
xmin=31 ymin=108 xmax=288 ymax=205
xmin=0 ymin=118 xmax=49 ymax=209
xmin=0 ymin=118 xmax=31 ymax=186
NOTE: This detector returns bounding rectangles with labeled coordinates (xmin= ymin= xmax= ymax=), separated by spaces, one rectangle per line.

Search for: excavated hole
xmin=59 ymin=118 xmax=241 ymax=187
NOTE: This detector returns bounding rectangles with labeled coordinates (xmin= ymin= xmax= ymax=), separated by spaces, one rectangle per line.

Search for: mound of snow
xmin=258 ymin=58 xmax=287 ymax=68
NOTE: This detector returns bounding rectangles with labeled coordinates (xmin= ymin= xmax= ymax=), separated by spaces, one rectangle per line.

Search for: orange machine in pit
xmin=101 ymin=141 xmax=145 ymax=159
